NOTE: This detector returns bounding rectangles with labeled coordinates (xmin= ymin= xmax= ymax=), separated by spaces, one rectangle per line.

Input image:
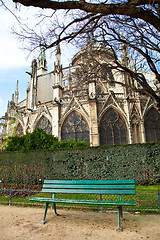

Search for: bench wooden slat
xmin=42 ymin=188 xmax=135 ymax=195
xmin=42 ymin=184 xmax=135 ymax=190
xmin=44 ymin=180 xmax=135 ymax=185
xmin=30 ymin=197 xmax=136 ymax=206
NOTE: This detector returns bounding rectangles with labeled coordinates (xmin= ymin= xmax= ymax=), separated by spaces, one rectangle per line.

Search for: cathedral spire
xmin=15 ymin=80 xmax=19 ymax=104
xmin=121 ymin=33 xmax=130 ymax=68
xmin=7 ymin=101 xmax=10 ymax=111
xmin=53 ymin=43 xmax=63 ymax=88
xmin=56 ymin=43 xmax=61 ymax=55
xmin=86 ymin=32 xmax=95 ymax=49
xmin=27 ymin=82 xmax=30 ymax=92
xmin=11 ymin=93 xmax=14 ymax=103
xmin=56 ymin=43 xmax=61 ymax=66
xmin=131 ymin=55 xmax=136 ymax=71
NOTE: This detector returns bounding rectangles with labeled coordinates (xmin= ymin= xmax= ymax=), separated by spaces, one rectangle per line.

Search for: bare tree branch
xmin=12 ymin=0 xmax=160 ymax=31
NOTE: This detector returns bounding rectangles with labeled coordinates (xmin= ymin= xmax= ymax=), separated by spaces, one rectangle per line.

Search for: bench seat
xmin=30 ymin=197 xmax=135 ymax=206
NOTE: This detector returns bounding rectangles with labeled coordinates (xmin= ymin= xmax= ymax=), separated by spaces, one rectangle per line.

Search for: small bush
xmin=4 ymin=128 xmax=89 ymax=152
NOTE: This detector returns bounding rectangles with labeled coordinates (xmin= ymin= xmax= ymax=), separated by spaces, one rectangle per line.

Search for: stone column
xmin=123 ymin=98 xmax=132 ymax=144
xmin=50 ymin=104 xmax=60 ymax=138
xmin=89 ymin=100 xmax=99 ymax=146
xmin=140 ymin=120 xmax=146 ymax=143
xmin=52 ymin=84 xmax=63 ymax=138
xmin=88 ymin=80 xmax=99 ymax=146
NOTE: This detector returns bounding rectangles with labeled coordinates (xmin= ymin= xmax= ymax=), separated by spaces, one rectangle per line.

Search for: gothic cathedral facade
xmin=4 ymin=44 xmax=160 ymax=146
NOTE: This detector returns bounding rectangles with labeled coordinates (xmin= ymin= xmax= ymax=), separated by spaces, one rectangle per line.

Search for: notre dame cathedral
xmin=4 ymin=43 xmax=160 ymax=146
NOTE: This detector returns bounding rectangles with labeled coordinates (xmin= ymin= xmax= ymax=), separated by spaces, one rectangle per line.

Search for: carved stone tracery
xmin=61 ymin=111 xmax=89 ymax=143
xmin=35 ymin=116 xmax=52 ymax=135
xmin=99 ymin=108 xmax=128 ymax=145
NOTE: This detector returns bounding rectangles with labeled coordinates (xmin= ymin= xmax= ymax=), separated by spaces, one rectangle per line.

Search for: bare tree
xmin=6 ymin=0 xmax=160 ymax=107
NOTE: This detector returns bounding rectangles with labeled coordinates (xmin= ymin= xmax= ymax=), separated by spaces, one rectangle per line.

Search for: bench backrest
xmin=42 ymin=180 xmax=135 ymax=195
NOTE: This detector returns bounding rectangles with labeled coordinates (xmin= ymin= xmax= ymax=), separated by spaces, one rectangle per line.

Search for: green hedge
xmin=0 ymin=142 xmax=160 ymax=185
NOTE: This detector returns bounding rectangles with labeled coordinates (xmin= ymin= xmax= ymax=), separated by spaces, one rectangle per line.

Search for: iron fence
xmin=0 ymin=187 xmax=159 ymax=213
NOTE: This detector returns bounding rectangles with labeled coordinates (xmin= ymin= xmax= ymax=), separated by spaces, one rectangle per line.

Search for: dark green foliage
xmin=4 ymin=128 xmax=89 ymax=151
xmin=0 ymin=142 xmax=160 ymax=186
xmin=5 ymin=128 xmax=58 ymax=151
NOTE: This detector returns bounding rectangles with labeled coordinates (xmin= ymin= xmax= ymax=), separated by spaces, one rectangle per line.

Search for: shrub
xmin=4 ymin=128 xmax=89 ymax=152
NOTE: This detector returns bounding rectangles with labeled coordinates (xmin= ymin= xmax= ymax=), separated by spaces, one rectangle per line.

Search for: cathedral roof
xmin=72 ymin=45 xmax=114 ymax=66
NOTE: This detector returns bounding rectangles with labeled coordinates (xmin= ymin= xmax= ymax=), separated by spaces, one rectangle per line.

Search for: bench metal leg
xmin=116 ymin=206 xmax=123 ymax=231
xmin=41 ymin=202 xmax=49 ymax=224
xmin=158 ymin=190 xmax=160 ymax=213
xmin=119 ymin=206 xmax=123 ymax=219
xmin=53 ymin=203 xmax=59 ymax=216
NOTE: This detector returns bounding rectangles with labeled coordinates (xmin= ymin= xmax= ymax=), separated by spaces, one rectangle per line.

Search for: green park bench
xmin=30 ymin=179 xmax=136 ymax=231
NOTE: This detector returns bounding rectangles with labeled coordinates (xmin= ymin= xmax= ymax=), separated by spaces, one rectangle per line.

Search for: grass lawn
xmin=136 ymin=185 xmax=160 ymax=193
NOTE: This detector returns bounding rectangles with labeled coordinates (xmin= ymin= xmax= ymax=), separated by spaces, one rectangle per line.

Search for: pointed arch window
xmin=99 ymin=108 xmax=128 ymax=145
xmin=144 ymin=107 xmax=160 ymax=142
xmin=35 ymin=116 xmax=52 ymax=135
xmin=61 ymin=111 xmax=89 ymax=143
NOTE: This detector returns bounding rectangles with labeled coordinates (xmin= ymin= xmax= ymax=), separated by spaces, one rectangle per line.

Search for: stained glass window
xmin=99 ymin=108 xmax=128 ymax=145
xmin=61 ymin=111 xmax=89 ymax=143
xmin=35 ymin=116 xmax=52 ymax=135
xmin=144 ymin=107 xmax=160 ymax=142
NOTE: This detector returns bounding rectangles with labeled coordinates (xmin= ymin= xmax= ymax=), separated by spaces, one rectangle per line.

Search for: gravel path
xmin=0 ymin=205 xmax=160 ymax=240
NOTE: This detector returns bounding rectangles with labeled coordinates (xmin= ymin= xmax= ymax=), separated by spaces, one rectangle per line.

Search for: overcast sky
xmin=0 ymin=1 xmax=76 ymax=118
